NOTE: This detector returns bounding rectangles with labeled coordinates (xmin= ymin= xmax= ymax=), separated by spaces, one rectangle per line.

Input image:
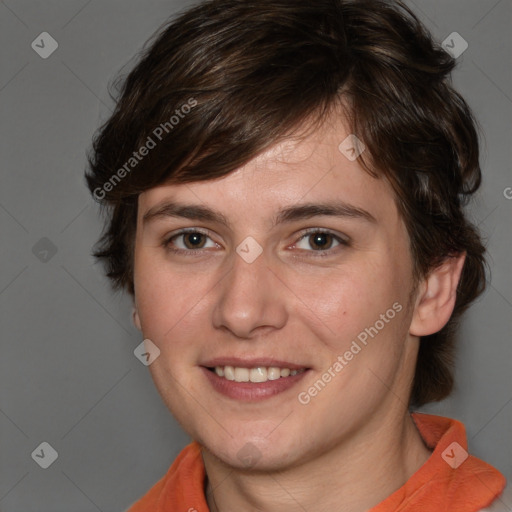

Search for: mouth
xmin=200 ymin=359 xmax=310 ymax=401
xmin=206 ymin=365 xmax=306 ymax=383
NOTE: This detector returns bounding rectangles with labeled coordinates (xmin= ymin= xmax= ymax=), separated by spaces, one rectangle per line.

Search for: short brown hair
xmin=85 ymin=0 xmax=486 ymax=407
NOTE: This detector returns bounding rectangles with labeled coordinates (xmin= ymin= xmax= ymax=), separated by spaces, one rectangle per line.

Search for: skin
xmin=132 ymin=111 xmax=465 ymax=512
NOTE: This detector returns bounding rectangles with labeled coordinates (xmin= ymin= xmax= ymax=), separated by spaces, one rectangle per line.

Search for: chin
xmin=198 ymin=428 xmax=307 ymax=472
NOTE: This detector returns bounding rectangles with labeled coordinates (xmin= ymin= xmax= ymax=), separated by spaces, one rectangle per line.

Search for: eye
xmin=163 ymin=229 xmax=218 ymax=253
xmin=293 ymin=229 xmax=348 ymax=254
xmin=162 ymin=228 xmax=349 ymax=257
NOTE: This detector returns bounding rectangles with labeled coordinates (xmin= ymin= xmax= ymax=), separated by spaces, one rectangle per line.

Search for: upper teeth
xmin=214 ymin=366 xmax=305 ymax=383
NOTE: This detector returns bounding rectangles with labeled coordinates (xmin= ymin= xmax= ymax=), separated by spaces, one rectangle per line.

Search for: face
xmin=133 ymin=113 xmax=420 ymax=471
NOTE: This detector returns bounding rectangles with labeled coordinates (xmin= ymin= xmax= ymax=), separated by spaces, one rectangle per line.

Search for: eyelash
xmin=162 ymin=227 xmax=349 ymax=258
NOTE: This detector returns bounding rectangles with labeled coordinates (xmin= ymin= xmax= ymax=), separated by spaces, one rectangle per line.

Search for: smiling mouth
xmin=207 ymin=365 xmax=307 ymax=383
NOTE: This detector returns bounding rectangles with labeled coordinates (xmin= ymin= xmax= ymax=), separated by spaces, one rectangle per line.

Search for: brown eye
xmin=294 ymin=229 xmax=348 ymax=255
xmin=308 ymin=232 xmax=335 ymax=250
xmin=182 ymin=232 xmax=207 ymax=249
xmin=163 ymin=229 xmax=217 ymax=253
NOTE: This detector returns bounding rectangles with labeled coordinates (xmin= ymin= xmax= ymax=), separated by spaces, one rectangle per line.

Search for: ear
xmin=132 ymin=305 xmax=142 ymax=332
xmin=409 ymin=252 xmax=466 ymax=337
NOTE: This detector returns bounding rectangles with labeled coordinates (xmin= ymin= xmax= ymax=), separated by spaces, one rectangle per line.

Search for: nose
xmin=212 ymin=247 xmax=288 ymax=339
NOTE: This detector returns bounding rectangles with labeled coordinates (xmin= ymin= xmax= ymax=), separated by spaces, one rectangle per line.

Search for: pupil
xmin=311 ymin=233 xmax=331 ymax=250
xmin=185 ymin=233 xmax=205 ymax=249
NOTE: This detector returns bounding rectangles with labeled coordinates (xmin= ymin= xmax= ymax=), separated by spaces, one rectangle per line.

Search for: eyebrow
xmin=142 ymin=199 xmax=377 ymax=228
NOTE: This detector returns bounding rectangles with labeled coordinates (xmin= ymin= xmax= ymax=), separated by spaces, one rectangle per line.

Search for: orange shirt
xmin=125 ymin=413 xmax=506 ymax=512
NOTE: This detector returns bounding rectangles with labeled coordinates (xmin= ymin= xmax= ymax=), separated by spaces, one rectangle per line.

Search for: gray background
xmin=0 ymin=1 xmax=510 ymax=511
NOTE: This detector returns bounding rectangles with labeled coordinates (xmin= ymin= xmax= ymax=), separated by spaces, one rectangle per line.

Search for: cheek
xmin=290 ymin=256 xmax=405 ymax=353
xmin=133 ymin=251 xmax=213 ymax=352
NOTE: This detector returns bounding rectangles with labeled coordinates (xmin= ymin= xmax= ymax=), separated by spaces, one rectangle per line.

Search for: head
xmin=86 ymin=0 xmax=486 ymax=469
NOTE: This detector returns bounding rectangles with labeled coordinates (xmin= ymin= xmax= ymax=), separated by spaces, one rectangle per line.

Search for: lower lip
xmin=201 ymin=367 xmax=309 ymax=401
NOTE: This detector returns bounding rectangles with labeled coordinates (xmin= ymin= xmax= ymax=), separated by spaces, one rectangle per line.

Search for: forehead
xmin=137 ymin=113 xmax=396 ymax=224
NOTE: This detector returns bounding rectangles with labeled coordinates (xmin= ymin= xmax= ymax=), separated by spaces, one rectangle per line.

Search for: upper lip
xmin=201 ymin=357 xmax=309 ymax=370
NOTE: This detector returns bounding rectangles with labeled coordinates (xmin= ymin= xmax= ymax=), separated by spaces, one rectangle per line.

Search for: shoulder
xmin=123 ymin=442 xmax=205 ymax=512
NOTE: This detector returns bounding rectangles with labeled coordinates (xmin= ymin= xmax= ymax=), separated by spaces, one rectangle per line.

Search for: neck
xmin=204 ymin=411 xmax=431 ymax=512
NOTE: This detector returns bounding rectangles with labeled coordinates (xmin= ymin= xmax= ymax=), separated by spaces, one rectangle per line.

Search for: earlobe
xmin=409 ymin=252 xmax=466 ymax=337
xmin=132 ymin=306 xmax=142 ymax=331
